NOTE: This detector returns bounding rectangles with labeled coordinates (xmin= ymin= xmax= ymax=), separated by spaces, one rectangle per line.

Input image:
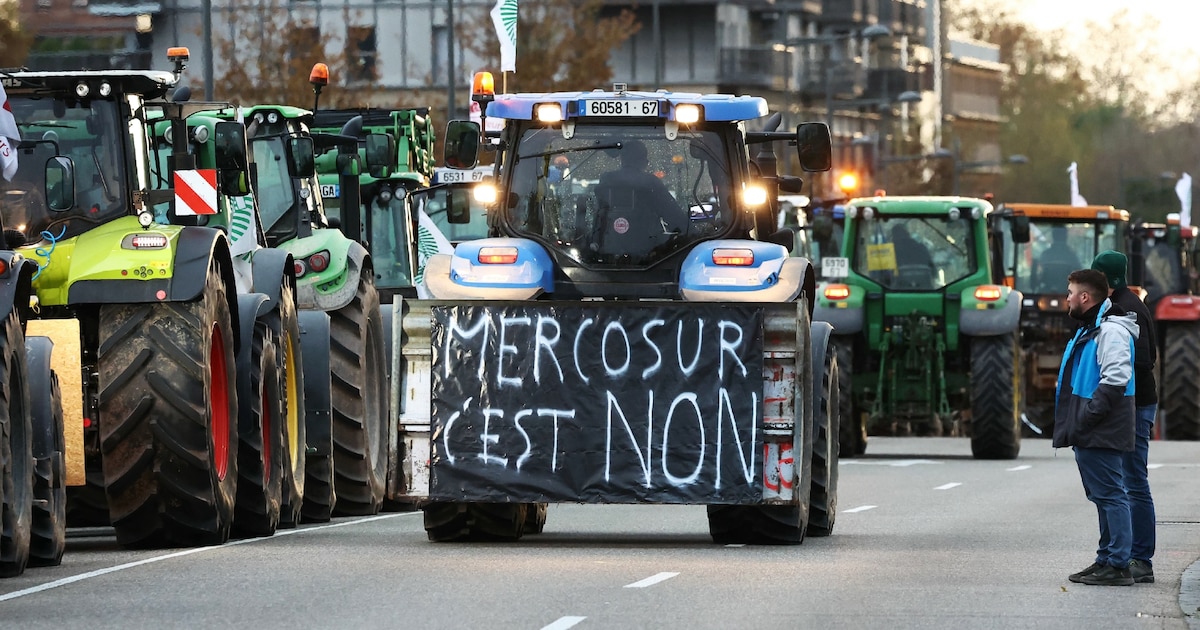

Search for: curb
xmin=1182 ymin=558 xmax=1200 ymax=630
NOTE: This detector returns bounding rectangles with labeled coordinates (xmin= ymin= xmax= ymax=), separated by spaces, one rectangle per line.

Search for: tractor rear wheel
xmin=969 ymin=333 xmax=1021 ymax=459
xmin=423 ymin=502 xmax=527 ymax=542
xmin=27 ymin=337 xmax=66 ymax=567
xmin=0 ymin=312 xmax=33 ymax=577
xmin=269 ymin=281 xmax=306 ymax=528
xmin=807 ymin=335 xmax=839 ymax=538
xmin=1162 ymin=323 xmax=1200 ymax=440
xmin=232 ymin=322 xmax=283 ymax=538
xmin=329 ymin=275 xmax=388 ymax=516
xmin=523 ymin=503 xmax=548 ymax=534
xmin=98 ymin=264 xmax=238 ymax=547
xmin=832 ymin=338 xmax=865 ymax=456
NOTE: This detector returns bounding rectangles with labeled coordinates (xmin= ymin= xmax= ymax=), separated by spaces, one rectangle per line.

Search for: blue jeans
xmin=1074 ymin=446 xmax=1132 ymax=568
xmin=1123 ymin=405 xmax=1156 ymax=566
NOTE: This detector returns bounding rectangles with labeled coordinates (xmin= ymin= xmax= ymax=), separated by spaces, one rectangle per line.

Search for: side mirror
xmin=447 ymin=187 xmax=472 ymax=224
xmin=336 ymin=153 xmax=360 ymax=177
xmin=213 ymin=121 xmax=249 ymax=171
xmin=1012 ymin=215 xmax=1031 ymax=243
xmin=287 ymin=136 xmax=316 ymax=178
xmin=46 ymin=156 xmax=76 ymax=211
xmin=365 ymin=133 xmax=396 ymax=178
xmin=443 ymin=120 xmax=480 ymax=169
xmin=795 ymin=123 xmax=832 ymax=173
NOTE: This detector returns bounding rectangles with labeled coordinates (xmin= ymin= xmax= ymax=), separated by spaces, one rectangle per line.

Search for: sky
xmin=966 ymin=0 xmax=1200 ymax=94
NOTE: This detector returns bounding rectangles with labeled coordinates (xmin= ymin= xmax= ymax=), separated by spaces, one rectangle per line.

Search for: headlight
xmin=741 ymin=185 xmax=768 ymax=207
xmin=675 ymin=104 xmax=701 ymax=124
xmin=535 ymin=103 xmax=563 ymax=123
xmin=474 ymin=183 xmax=498 ymax=204
xmin=378 ymin=187 xmax=393 ymax=203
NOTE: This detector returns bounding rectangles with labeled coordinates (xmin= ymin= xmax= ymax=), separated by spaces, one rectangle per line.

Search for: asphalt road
xmin=1 ymin=437 xmax=1197 ymax=629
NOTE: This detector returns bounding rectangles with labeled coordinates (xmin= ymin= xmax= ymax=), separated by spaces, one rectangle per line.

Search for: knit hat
xmin=1091 ymin=250 xmax=1127 ymax=289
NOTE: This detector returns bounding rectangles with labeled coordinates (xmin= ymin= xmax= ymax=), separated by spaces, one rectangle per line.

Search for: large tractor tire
xmin=0 ymin=312 xmax=33 ymax=577
xmin=807 ymin=327 xmax=840 ymax=538
xmin=297 ymin=310 xmax=334 ymax=524
xmin=523 ymin=503 xmax=548 ymax=534
xmin=832 ymin=337 xmax=865 ymax=457
xmin=1161 ymin=323 xmax=1200 ymax=440
xmin=329 ymin=275 xmax=388 ymax=516
xmin=707 ymin=503 xmax=807 ymax=545
xmin=423 ymin=502 xmax=527 ymax=542
xmin=969 ymin=333 xmax=1022 ymax=459
xmin=98 ymin=265 xmax=238 ymax=548
xmin=232 ymin=321 xmax=283 ymax=538
xmin=268 ymin=281 xmax=306 ymax=528
xmin=26 ymin=337 xmax=66 ymax=567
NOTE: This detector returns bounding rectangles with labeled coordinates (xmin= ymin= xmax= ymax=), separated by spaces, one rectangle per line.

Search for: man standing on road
xmin=1091 ymin=250 xmax=1157 ymax=584
xmin=1056 ymin=269 xmax=1139 ymax=587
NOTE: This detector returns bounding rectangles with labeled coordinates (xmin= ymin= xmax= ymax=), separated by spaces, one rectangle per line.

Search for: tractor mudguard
xmin=250 ymin=248 xmax=295 ymax=314
xmin=959 ymin=287 xmax=1023 ymax=336
xmin=814 ymin=283 xmax=865 ymax=335
xmin=0 ymin=253 xmax=36 ymax=325
xmin=235 ymin=293 xmax=272 ymax=359
xmin=294 ymin=239 xmax=368 ymax=312
xmin=298 ymin=309 xmax=333 ymax=457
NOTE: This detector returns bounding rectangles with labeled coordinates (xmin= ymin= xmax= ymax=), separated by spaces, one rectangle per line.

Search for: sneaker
xmin=1069 ymin=562 xmax=1103 ymax=583
xmin=1079 ymin=565 xmax=1134 ymax=586
xmin=1129 ymin=559 xmax=1155 ymax=584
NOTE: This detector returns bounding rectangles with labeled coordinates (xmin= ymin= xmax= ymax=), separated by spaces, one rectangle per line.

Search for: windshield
xmin=997 ymin=220 xmax=1122 ymax=294
xmin=248 ymin=136 xmax=299 ymax=237
xmin=1 ymin=97 xmax=128 ymax=244
xmin=505 ymin=125 xmax=735 ymax=267
xmin=851 ymin=215 xmax=976 ymax=290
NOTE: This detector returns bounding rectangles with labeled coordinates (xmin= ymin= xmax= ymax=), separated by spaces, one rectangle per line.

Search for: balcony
xmin=796 ymin=58 xmax=867 ymax=101
xmin=863 ymin=67 xmax=919 ymax=101
xmin=718 ymin=47 xmax=791 ymax=91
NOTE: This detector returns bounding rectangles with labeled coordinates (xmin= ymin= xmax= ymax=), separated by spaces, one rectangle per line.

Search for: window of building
xmin=348 ymin=25 xmax=377 ymax=82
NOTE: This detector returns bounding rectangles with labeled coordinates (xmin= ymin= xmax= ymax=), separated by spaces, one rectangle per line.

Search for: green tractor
xmin=237 ymin=104 xmax=390 ymax=517
xmin=1 ymin=50 xmax=262 ymax=547
xmin=310 ymin=107 xmax=436 ymax=303
xmin=815 ymin=196 xmax=1022 ymax=459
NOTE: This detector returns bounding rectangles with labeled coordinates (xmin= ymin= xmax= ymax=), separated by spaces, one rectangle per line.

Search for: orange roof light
xmin=473 ymin=72 xmax=495 ymax=98
xmin=167 ymin=47 xmax=190 ymax=62
xmin=309 ymin=63 xmax=329 ymax=87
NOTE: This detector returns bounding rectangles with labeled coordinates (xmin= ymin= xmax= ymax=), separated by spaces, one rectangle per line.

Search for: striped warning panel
xmin=174 ymin=169 xmax=218 ymax=215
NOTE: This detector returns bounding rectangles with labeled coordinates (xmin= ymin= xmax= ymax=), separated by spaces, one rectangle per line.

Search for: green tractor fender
xmin=0 ymin=253 xmax=37 ymax=324
xmin=249 ymin=248 xmax=296 ymax=316
xmin=958 ymin=285 xmax=1023 ymax=336
xmin=283 ymin=231 xmax=369 ymax=312
xmin=813 ymin=283 xmax=865 ymax=335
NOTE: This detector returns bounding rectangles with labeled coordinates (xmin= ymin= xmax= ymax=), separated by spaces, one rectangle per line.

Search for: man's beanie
xmin=1091 ymin=250 xmax=1127 ymax=289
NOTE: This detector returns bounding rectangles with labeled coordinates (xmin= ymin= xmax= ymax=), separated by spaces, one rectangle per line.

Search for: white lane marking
xmin=842 ymin=505 xmax=877 ymax=513
xmin=0 ymin=513 xmax=416 ymax=602
xmin=724 ymin=544 xmax=746 ymax=548
xmin=624 ymin=572 xmax=680 ymax=588
xmin=542 ymin=616 xmax=587 ymax=630
xmin=1006 ymin=465 xmax=1032 ymax=471
xmin=1147 ymin=464 xmax=1163 ymax=469
xmin=839 ymin=459 xmax=942 ymax=467
xmin=934 ymin=482 xmax=962 ymax=490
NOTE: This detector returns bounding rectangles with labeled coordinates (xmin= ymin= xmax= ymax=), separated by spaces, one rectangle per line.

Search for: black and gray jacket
xmin=1053 ymin=299 xmax=1138 ymax=450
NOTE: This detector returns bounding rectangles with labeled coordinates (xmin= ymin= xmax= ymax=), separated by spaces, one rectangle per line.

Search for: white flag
xmin=1067 ymin=162 xmax=1087 ymax=207
xmin=228 ymin=194 xmax=259 ymax=257
xmin=491 ymin=0 xmax=518 ymax=73
xmin=414 ymin=207 xmax=455 ymax=299
xmin=1177 ymin=172 xmax=1193 ymax=227
xmin=0 ymin=83 xmax=22 ymax=181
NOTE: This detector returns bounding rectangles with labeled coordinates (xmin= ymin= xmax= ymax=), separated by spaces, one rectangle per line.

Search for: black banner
xmin=429 ymin=303 xmax=765 ymax=504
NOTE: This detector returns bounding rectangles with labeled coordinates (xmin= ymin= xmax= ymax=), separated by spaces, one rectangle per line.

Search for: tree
xmin=455 ymin=0 xmax=640 ymax=93
xmin=0 ymin=1 xmax=32 ymax=68
xmin=209 ymin=0 xmax=377 ymax=108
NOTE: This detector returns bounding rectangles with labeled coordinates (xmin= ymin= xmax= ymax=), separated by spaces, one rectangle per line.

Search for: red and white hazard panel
xmin=174 ymin=169 xmax=218 ymax=215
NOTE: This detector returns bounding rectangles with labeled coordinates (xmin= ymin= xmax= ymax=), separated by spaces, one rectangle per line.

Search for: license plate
xmin=583 ymin=99 xmax=660 ymax=117
xmin=435 ymin=169 xmax=487 ymax=184
xmin=320 ymin=184 xmax=339 ymax=198
xmin=822 ymin=257 xmax=849 ymax=278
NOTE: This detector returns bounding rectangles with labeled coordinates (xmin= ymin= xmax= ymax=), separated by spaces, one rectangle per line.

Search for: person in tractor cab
xmin=593 ymin=139 xmax=687 ymax=255
xmin=1037 ymin=225 xmax=1083 ymax=292
xmin=890 ymin=222 xmax=935 ymax=289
